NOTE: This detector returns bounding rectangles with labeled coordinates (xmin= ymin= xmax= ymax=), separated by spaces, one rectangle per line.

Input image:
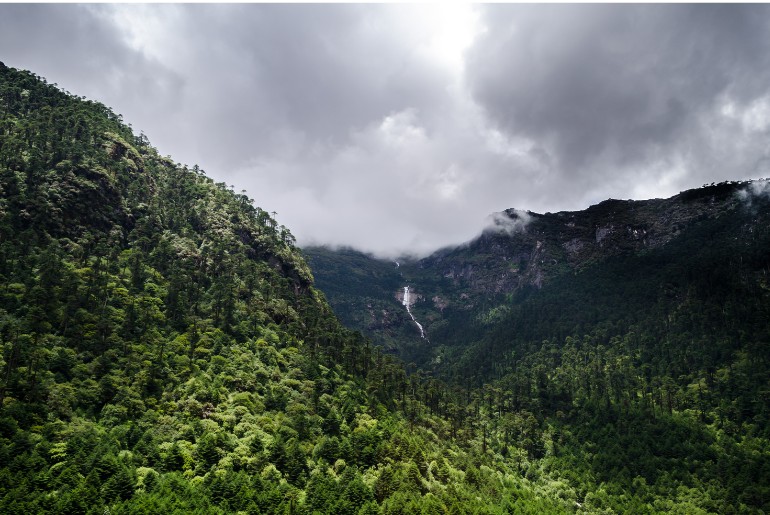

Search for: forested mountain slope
xmin=0 ymin=63 xmax=581 ymax=514
xmin=306 ymin=182 xmax=770 ymax=512
xmin=2 ymin=62 xmax=769 ymax=514
xmin=306 ymin=181 xmax=770 ymax=380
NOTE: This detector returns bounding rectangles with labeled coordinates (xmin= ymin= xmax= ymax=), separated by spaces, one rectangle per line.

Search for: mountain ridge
xmin=423 ymin=180 xmax=763 ymax=292
xmin=305 ymin=179 xmax=770 ymax=368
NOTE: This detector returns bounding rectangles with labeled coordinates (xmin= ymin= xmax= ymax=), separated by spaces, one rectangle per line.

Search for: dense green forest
xmin=307 ymin=186 xmax=770 ymax=511
xmin=2 ymin=62 xmax=769 ymax=514
xmin=0 ymin=62 xmax=574 ymax=514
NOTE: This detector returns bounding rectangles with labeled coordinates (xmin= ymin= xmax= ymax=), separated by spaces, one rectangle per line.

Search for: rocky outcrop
xmin=417 ymin=181 xmax=755 ymax=300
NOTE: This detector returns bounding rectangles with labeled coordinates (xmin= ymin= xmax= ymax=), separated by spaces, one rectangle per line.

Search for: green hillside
xmin=2 ymin=62 xmax=769 ymax=514
xmin=0 ymin=63 xmax=588 ymax=514
xmin=306 ymin=185 xmax=770 ymax=511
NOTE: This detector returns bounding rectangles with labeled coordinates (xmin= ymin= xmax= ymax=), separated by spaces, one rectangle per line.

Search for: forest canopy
xmin=1 ymin=62 xmax=769 ymax=514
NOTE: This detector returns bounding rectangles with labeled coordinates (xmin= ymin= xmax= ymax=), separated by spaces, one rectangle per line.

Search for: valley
xmin=306 ymin=181 xmax=770 ymax=380
xmin=2 ymin=62 xmax=769 ymax=514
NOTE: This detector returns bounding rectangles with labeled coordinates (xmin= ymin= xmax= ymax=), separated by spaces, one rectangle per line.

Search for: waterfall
xmin=402 ymin=286 xmax=425 ymax=339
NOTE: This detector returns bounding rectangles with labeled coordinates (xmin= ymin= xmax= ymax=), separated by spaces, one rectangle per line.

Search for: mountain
xmin=305 ymin=181 xmax=770 ymax=512
xmin=2 ymin=62 xmax=769 ymax=514
xmin=305 ymin=181 xmax=770 ymax=375
xmin=0 ymin=63 xmax=581 ymax=514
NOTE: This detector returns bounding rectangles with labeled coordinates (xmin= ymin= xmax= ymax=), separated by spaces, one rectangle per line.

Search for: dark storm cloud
xmin=203 ymin=5 xmax=447 ymax=141
xmin=466 ymin=4 xmax=770 ymax=198
xmin=128 ymin=4 xmax=455 ymax=172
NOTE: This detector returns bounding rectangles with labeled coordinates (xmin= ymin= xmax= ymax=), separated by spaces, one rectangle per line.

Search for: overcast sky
xmin=3 ymin=4 xmax=770 ymax=258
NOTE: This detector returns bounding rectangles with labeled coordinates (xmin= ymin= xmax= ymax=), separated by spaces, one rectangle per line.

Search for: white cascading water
xmin=402 ymin=286 xmax=425 ymax=339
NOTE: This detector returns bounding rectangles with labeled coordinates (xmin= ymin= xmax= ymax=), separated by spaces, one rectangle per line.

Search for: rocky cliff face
xmin=421 ymin=181 xmax=750 ymax=299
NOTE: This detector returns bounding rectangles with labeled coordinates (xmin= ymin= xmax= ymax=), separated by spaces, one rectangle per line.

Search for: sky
xmin=3 ymin=4 xmax=770 ymax=258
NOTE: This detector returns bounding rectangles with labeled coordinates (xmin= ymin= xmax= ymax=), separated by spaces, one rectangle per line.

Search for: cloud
xmin=3 ymin=4 xmax=770 ymax=258
xmin=483 ymin=210 xmax=533 ymax=237
xmin=106 ymin=4 xmax=459 ymax=171
xmin=466 ymin=5 xmax=770 ymax=202
xmin=229 ymin=96 xmax=562 ymax=258
xmin=0 ymin=5 xmax=185 ymax=129
xmin=736 ymin=179 xmax=770 ymax=209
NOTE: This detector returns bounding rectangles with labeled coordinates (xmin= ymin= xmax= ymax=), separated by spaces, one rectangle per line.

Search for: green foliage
xmin=4 ymin=61 xmax=770 ymax=513
xmin=0 ymin=63 xmax=587 ymax=514
xmin=307 ymin=176 xmax=770 ymax=509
